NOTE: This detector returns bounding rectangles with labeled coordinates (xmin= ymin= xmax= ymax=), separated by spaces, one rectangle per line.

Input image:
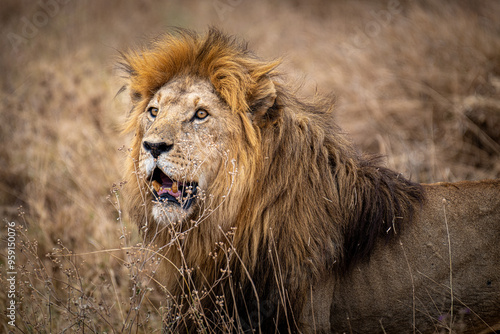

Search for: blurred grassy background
xmin=1 ymin=0 xmax=499 ymax=332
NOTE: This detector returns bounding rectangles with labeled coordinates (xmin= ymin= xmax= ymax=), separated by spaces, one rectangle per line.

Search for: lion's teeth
xmin=172 ymin=182 xmax=178 ymax=193
xmin=152 ymin=180 xmax=161 ymax=192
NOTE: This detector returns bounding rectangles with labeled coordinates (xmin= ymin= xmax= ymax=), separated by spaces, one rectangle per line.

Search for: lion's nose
xmin=142 ymin=141 xmax=173 ymax=159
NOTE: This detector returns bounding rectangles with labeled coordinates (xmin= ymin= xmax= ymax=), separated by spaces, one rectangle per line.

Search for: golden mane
xmin=121 ymin=28 xmax=279 ymax=138
xmin=120 ymin=28 xmax=426 ymax=332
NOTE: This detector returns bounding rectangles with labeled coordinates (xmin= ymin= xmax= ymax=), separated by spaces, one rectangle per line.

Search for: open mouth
xmin=150 ymin=168 xmax=198 ymax=210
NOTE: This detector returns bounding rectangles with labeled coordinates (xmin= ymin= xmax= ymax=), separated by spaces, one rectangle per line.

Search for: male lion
xmin=120 ymin=28 xmax=500 ymax=333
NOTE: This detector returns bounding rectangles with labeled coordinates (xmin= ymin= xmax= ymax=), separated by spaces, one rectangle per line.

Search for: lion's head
xmin=135 ymin=77 xmax=236 ymax=224
xmin=121 ymin=29 xmax=279 ymax=235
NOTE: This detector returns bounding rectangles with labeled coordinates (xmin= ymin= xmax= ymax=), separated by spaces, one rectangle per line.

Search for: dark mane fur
xmin=255 ymin=89 xmax=425 ymax=275
xmin=342 ymin=158 xmax=425 ymax=271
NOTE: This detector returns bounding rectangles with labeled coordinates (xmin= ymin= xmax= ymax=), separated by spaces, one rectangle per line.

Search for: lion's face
xmin=137 ymin=76 xmax=234 ymax=224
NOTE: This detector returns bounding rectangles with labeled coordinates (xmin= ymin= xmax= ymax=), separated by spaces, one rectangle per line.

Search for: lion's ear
xmin=248 ymin=76 xmax=277 ymax=127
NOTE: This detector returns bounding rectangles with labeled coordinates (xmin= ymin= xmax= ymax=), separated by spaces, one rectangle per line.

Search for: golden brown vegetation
xmin=1 ymin=1 xmax=499 ymax=333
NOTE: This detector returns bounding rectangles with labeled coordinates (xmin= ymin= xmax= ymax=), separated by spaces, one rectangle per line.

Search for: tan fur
xmin=120 ymin=28 xmax=500 ymax=333
xmin=304 ymin=180 xmax=500 ymax=333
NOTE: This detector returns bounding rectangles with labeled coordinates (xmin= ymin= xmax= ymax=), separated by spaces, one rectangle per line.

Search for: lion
xmin=119 ymin=28 xmax=500 ymax=333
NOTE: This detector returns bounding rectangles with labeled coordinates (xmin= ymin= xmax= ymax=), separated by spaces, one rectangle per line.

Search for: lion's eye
xmin=194 ymin=108 xmax=209 ymax=120
xmin=148 ymin=107 xmax=159 ymax=118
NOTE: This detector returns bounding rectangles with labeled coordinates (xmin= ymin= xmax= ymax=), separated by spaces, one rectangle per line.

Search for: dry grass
xmin=1 ymin=0 xmax=499 ymax=332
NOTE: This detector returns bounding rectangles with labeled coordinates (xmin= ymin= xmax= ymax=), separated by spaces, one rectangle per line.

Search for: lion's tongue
xmin=159 ymin=174 xmax=181 ymax=198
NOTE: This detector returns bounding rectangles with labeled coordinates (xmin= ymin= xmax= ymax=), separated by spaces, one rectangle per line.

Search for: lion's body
xmin=304 ymin=180 xmax=500 ymax=333
xmin=120 ymin=29 xmax=500 ymax=333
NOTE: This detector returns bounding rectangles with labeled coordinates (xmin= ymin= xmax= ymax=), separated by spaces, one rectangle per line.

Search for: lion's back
xmin=303 ymin=179 xmax=500 ymax=333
